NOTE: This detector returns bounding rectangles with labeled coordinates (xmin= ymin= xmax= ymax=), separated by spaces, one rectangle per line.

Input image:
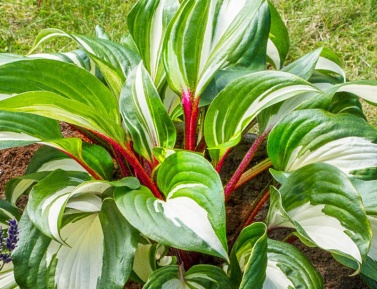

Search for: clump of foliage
xmin=1 ymin=0 xmax=377 ymax=288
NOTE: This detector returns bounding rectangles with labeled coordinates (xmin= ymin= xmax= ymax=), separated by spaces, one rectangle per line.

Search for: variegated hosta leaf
xmin=27 ymin=170 xmax=140 ymax=244
xmin=29 ymin=49 xmax=92 ymax=71
xmin=0 ymin=200 xmax=20 ymax=228
xmin=31 ymin=28 xmax=141 ymax=97
xmin=0 ymin=263 xmax=19 ymax=289
xmin=120 ymin=63 xmax=176 ymax=162
xmin=13 ymin=199 xmax=138 ymax=289
xmin=268 ymin=109 xmax=377 ymax=179
xmin=267 ymin=163 xmax=371 ymax=269
xmin=204 ymin=71 xmax=320 ymax=163
xmin=163 ymin=0 xmax=267 ymax=97
xmin=132 ymin=239 xmax=175 ymax=283
xmin=229 ymin=222 xmax=268 ymax=288
xmin=282 ymin=48 xmax=322 ymax=80
xmin=5 ymin=140 xmax=115 ymax=205
xmin=46 ymin=138 xmax=115 ymax=180
xmin=0 ymin=111 xmax=61 ymax=150
xmin=0 ymin=91 xmax=125 ymax=143
xmin=264 ymin=239 xmax=323 ymax=289
xmin=114 ymin=151 xmax=228 ymax=260
xmin=0 ymin=58 xmax=120 ymax=124
xmin=267 ymin=1 xmax=289 ymax=69
xmin=328 ymin=80 xmax=377 ymax=106
xmin=127 ymin=0 xmax=179 ymax=89
xmin=314 ymin=48 xmax=346 ymax=84
xmin=331 ymin=179 xmax=377 ymax=282
xmin=143 ymin=265 xmax=232 ymax=289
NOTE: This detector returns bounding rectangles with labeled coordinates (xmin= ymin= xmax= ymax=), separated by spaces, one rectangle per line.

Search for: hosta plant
xmin=1 ymin=0 xmax=377 ymax=288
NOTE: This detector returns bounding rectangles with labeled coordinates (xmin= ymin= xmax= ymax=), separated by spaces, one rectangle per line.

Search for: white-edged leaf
xmin=0 ymin=58 xmax=120 ymax=124
xmin=143 ymin=265 xmax=232 ymax=289
xmin=267 ymin=163 xmax=371 ymax=269
xmin=115 ymin=151 xmax=228 ymax=260
xmin=120 ymin=63 xmax=176 ymax=162
xmin=0 ymin=111 xmax=61 ymax=150
xmin=204 ymin=71 xmax=320 ymax=163
xmin=0 ymin=91 xmax=125 ymax=143
xmin=268 ymin=109 xmax=377 ymax=179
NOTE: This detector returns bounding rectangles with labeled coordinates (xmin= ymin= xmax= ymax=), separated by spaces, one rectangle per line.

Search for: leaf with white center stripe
xmin=114 ymin=151 xmax=228 ymax=260
xmin=0 ymin=263 xmax=19 ymax=289
xmin=0 ymin=111 xmax=61 ymax=150
xmin=229 ymin=222 xmax=268 ymax=288
xmin=331 ymin=179 xmax=377 ymax=282
xmin=26 ymin=170 xmax=92 ymax=244
xmin=314 ymin=48 xmax=346 ymax=83
xmin=27 ymin=170 xmax=140 ymax=244
xmin=282 ymin=48 xmax=322 ymax=80
xmin=266 ymin=163 xmax=371 ymax=268
xmin=328 ymin=80 xmax=377 ymax=106
xmin=0 ymin=91 xmax=125 ymax=143
xmin=204 ymin=71 xmax=320 ymax=163
xmin=131 ymin=239 xmax=175 ymax=283
xmin=127 ymin=0 xmax=179 ymax=89
xmin=263 ymin=239 xmax=322 ymax=289
xmin=143 ymin=264 xmax=232 ymax=289
xmin=0 ymin=59 xmax=120 ymax=124
xmin=163 ymin=0 xmax=266 ymax=97
xmin=268 ymin=109 xmax=377 ymax=179
xmin=31 ymin=28 xmax=141 ymax=97
xmin=119 ymin=63 xmax=176 ymax=162
xmin=267 ymin=1 xmax=289 ymax=69
xmin=13 ymin=199 xmax=138 ymax=289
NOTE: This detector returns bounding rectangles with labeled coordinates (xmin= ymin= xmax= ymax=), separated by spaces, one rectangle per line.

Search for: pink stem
xmin=224 ymin=129 xmax=270 ymax=201
xmin=91 ymin=131 xmax=163 ymax=200
xmin=243 ymin=190 xmax=270 ymax=228
xmin=182 ymin=89 xmax=200 ymax=151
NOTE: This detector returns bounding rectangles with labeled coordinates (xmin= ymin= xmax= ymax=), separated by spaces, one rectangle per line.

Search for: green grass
xmin=1 ymin=0 xmax=377 ymax=120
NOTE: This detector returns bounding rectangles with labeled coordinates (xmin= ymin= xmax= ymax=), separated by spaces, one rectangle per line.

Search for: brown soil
xmin=0 ymin=130 xmax=369 ymax=289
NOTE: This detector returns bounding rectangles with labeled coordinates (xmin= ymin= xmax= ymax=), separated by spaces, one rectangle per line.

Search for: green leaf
xmin=127 ymin=0 xmax=179 ymax=89
xmin=115 ymin=151 xmax=228 ymax=260
xmin=0 ymin=91 xmax=125 ymax=143
xmin=31 ymin=28 xmax=142 ymax=97
xmin=132 ymin=240 xmax=174 ymax=283
xmin=267 ymin=1 xmax=289 ymax=69
xmin=0 ymin=111 xmax=61 ymax=150
xmin=267 ymin=163 xmax=372 ymax=269
xmin=13 ymin=199 xmax=138 ymax=289
xmin=5 ymin=172 xmax=53 ymax=205
xmin=163 ymin=0 xmax=267 ymax=96
xmin=204 ymin=71 xmax=320 ymax=163
xmin=268 ymin=109 xmax=377 ymax=179
xmin=314 ymin=48 xmax=346 ymax=83
xmin=264 ymin=239 xmax=322 ymax=288
xmin=282 ymin=48 xmax=322 ymax=80
xmin=0 ymin=58 xmax=120 ymax=124
xmin=47 ymin=138 xmax=115 ymax=180
xmin=143 ymin=264 xmax=232 ymax=289
xmin=0 ymin=200 xmax=20 ymax=226
xmin=229 ymin=222 xmax=267 ymax=289
xmin=119 ymin=63 xmax=176 ymax=162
